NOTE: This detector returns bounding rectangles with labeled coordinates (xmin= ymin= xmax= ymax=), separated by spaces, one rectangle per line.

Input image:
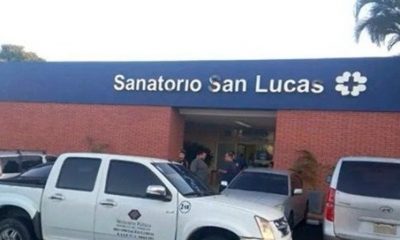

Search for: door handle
xmin=99 ymin=200 xmax=117 ymax=207
xmin=49 ymin=193 xmax=65 ymax=201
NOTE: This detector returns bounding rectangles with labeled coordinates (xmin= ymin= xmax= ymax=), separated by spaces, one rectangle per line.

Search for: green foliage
xmin=354 ymin=0 xmax=400 ymax=51
xmin=290 ymin=150 xmax=319 ymax=190
xmin=86 ymin=136 xmax=110 ymax=153
xmin=0 ymin=44 xmax=45 ymax=62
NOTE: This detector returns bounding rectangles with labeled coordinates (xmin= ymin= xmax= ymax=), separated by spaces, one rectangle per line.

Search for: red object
xmin=325 ymin=188 xmax=336 ymax=222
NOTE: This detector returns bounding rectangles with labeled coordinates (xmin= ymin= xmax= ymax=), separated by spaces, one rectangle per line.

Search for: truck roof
xmin=58 ymin=152 xmax=170 ymax=163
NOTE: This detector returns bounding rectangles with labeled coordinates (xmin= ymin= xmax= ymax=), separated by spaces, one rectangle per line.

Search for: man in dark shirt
xmin=234 ymin=153 xmax=248 ymax=171
xmin=218 ymin=151 xmax=240 ymax=191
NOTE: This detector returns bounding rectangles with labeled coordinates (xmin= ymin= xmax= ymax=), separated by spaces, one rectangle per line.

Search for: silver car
xmin=0 ymin=150 xmax=57 ymax=179
xmin=222 ymin=168 xmax=309 ymax=229
xmin=324 ymin=157 xmax=400 ymax=240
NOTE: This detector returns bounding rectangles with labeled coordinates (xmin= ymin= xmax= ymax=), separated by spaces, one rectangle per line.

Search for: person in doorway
xmin=234 ymin=153 xmax=248 ymax=171
xmin=177 ymin=149 xmax=189 ymax=168
xmin=190 ymin=150 xmax=209 ymax=185
xmin=218 ymin=151 xmax=240 ymax=191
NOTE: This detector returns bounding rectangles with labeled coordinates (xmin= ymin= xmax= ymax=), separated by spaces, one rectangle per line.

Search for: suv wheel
xmin=0 ymin=218 xmax=32 ymax=240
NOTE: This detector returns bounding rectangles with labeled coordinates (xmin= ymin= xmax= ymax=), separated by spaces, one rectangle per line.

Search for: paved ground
xmin=292 ymin=222 xmax=323 ymax=240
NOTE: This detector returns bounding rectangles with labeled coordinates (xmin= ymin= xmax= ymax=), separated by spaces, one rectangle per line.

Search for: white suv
xmin=324 ymin=156 xmax=400 ymax=240
xmin=0 ymin=150 xmax=57 ymax=179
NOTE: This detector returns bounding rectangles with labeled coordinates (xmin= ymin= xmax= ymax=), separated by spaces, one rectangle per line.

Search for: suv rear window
xmin=337 ymin=161 xmax=400 ymax=200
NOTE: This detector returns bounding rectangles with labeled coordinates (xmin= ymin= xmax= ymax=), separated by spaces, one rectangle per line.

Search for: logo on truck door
xmin=179 ymin=201 xmax=191 ymax=214
xmin=128 ymin=209 xmax=142 ymax=220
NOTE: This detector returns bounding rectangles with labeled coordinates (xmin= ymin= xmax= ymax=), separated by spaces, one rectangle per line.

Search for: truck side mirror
xmin=220 ymin=181 xmax=228 ymax=187
xmin=146 ymin=185 xmax=171 ymax=201
xmin=293 ymin=188 xmax=303 ymax=195
xmin=219 ymin=181 xmax=228 ymax=192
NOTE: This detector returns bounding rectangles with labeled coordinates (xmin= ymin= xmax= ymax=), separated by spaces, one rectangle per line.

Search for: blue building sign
xmin=0 ymin=57 xmax=399 ymax=112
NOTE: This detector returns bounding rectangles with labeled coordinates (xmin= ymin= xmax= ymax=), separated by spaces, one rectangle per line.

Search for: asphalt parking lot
xmin=293 ymin=222 xmax=323 ymax=240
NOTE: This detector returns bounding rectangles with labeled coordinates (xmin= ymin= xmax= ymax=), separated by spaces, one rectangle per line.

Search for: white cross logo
xmin=335 ymin=71 xmax=367 ymax=97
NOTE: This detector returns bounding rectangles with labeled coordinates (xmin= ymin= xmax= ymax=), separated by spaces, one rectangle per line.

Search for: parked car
xmin=324 ymin=156 xmax=400 ymax=240
xmin=0 ymin=150 xmax=57 ymax=179
xmin=1 ymin=162 xmax=54 ymax=185
xmin=222 ymin=168 xmax=309 ymax=229
xmin=0 ymin=153 xmax=292 ymax=240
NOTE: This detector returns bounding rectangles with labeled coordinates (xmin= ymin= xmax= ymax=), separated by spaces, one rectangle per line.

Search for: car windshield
xmin=228 ymin=171 xmax=289 ymax=195
xmin=153 ymin=163 xmax=214 ymax=197
xmin=337 ymin=161 xmax=400 ymax=200
xmin=20 ymin=163 xmax=53 ymax=178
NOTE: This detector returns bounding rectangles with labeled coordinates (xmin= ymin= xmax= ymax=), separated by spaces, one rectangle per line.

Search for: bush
xmin=290 ymin=150 xmax=319 ymax=190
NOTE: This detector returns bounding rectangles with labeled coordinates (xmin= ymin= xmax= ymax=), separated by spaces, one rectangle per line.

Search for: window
xmin=20 ymin=163 xmax=53 ymax=178
xmin=21 ymin=155 xmax=43 ymax=172
xmin=337 ymin=161 xmax=400 ymax=200
xmin=45 ymin=155 xmax=58 ymax=162
xmin=0 ymin=157 xmax=20 ymax=174
xmin=56 ymin=158 xmax=101 ymax=191
xmin=229 ymin=172 xmax=289 ymax=195
xmin=106 ymin=160 xmax=163 ymax=198
xmin=154 ymin=163 xmax=213 ymax=196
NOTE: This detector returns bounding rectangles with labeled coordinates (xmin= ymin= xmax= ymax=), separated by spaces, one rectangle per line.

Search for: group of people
xmin=176 ymin=149 xmax=248 ymax=189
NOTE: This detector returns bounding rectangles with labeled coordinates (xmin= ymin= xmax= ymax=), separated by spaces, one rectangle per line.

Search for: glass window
xmin=21 ymin=155 xmax=43 ymax=172
xmin=56 ymin=158 xmax=101 ymax=191
xmin=337 ymin=161 xmax=400 ymax=200
xmin=228 ymin=172 xmax=289 ymax=195
xmin=106 ymin=160 xmax=163 ymax=198
xmin=0 ymin=157 xmax=21 ymax=174
xmin=154 ymin=163 xmax=213 ymax=197
xmin=20 ymin=163 xmax=53 ymax=178
xmin=45 ymin=155 xmax=58 ymax=162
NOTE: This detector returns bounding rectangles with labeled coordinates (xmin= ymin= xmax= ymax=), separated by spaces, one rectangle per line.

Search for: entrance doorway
xmin=180 ymin=109 xmax=276 ymax=185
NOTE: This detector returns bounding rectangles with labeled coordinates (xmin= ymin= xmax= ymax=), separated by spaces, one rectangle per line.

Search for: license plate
xmin=374 ymin=223 xmax=397 ymax=235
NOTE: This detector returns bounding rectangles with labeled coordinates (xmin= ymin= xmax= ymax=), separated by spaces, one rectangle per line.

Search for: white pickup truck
xmin=0 ymin=153 xmax=291 ymax=240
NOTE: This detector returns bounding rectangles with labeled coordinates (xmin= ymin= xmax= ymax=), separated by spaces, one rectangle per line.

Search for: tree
xmin=0 ymin=44 xmax=44 ymax=62
xmin=354 ymin=0 xmax=400 ymax=51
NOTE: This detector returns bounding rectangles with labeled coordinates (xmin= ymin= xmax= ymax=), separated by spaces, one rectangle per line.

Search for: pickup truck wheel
xmin=0 ymin=218 xmax=32 ymax=240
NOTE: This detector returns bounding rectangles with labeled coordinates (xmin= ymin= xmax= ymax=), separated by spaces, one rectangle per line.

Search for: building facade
xmin=1 ymin=57 xmax=399 ymax=189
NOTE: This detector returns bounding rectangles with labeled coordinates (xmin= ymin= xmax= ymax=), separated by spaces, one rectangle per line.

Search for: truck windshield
xmin=153 ymin=163 xmax=214 ymax=197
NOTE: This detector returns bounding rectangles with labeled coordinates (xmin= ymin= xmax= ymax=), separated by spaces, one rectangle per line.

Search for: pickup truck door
xmin=94 ymin=160 xmax=178 ymax=240
xmin=41 ymin=157 xmax=103 ymax=240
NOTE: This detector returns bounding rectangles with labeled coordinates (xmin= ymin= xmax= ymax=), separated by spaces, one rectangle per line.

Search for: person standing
xmin=218 ymin=151 xmax=240 ymax=191
xmin=234 ymin=153 xmax=248 ymax=171
xmin=177 ymin=149 xmax=189 ymax=168
xmin=190 ymin=150 xmax=209 ymax=185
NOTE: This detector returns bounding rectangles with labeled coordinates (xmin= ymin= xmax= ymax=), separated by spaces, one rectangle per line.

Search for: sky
xmin=0 ymin=0 xmax=396 ymax=61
